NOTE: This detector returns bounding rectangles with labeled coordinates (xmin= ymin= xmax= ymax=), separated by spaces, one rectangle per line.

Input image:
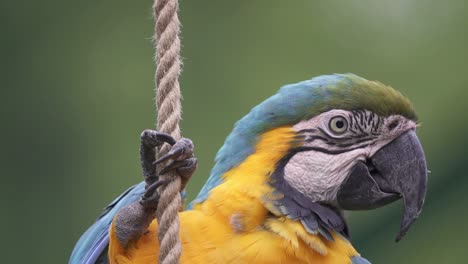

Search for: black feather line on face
xmin=348 ymin=113 xmax=354 ymax=128
xmin=268 ymin=150 xmax=350 ymax=240
xmin=305 ymin=135 xmax=331 ymax=143
xmin=367 ymin=113 xmax=374 ymax=126
xmin=358 ymin=111 xmax=365 ymax=127
xmin=299 ymin=126 xmax=375 ymax=152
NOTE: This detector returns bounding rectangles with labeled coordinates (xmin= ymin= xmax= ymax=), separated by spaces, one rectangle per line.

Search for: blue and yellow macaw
xmin=70 ymin=74 xmax=428 ymax=264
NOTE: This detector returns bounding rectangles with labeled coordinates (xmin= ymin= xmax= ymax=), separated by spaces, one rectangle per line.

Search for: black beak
xmin=337 ymin=130 xmax=428 ymax=241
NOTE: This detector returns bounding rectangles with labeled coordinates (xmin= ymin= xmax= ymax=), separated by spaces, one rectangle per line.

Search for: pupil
xmin=336 ymin=120 xmax=344 ymax=129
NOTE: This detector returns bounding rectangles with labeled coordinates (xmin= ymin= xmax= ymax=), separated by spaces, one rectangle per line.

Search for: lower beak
xmin=337 ymin=130 xmax=428 ymax=241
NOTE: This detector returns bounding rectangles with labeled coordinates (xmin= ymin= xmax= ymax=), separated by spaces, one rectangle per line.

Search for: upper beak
xmin=337 ymin=130 xmax=428 ymax=241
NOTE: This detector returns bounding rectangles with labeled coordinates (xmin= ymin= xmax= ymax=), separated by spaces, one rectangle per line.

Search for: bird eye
xmin=329 ymin=116 xmax=348 ymax=134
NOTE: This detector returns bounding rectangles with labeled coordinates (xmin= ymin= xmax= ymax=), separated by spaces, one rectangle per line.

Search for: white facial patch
xmin=284 ymin=147 xmax=367 ymax=202
xmin=283 ymin=110 xmax=417 ymax=204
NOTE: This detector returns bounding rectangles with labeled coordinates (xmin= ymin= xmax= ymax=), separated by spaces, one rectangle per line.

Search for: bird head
xmin=278 ymin=108 xmax=426 ymax=242
xmin=192 ymin=73 xmax=427 ymax=242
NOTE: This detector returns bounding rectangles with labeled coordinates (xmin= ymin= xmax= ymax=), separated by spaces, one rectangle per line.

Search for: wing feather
xmin=69 ymin=182 xmax=146 ymax=264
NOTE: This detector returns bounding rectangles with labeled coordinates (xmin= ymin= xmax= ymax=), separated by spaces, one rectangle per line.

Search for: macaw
xmin=70 ymin=73 xmax=428 ymax=264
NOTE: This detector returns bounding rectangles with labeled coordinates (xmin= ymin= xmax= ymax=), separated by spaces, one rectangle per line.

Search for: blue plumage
xmin=352 ymin=256 xmax=372 ymax=264
xmin=69 ymin=182 xmax=146 ymax=264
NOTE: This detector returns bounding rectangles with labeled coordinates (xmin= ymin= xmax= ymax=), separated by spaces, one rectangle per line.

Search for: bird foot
xmin=139 ymin=129 xmax=197 ymax=210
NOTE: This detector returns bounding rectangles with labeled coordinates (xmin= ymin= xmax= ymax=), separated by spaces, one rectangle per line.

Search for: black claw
xmin=143 ymin=179 xmax=170 ymax=199
xmin=140 ymin=194 xmax=159 ymax=207
xmin=154 ymin=148 xmax=184 ymax=165
xmin=159 ymin=157 xmax=197 ymax=175
xmin=156 ymin=133 xmax=177 ymax=146
xmin=154 ymin=138 xmax=194 ymax=166
xmin=140 ymin=179 xmax=171 ymax=209
xmin=140 ymin=130 xmax=177 ymax=147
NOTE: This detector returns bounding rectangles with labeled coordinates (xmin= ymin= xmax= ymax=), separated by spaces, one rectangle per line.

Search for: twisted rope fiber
xmin=153 ymin=0 xmax=183 ymax=263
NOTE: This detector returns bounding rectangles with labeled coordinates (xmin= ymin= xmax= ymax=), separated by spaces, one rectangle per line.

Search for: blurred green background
xmin=1 ymin=0 xmax=467 ymax=263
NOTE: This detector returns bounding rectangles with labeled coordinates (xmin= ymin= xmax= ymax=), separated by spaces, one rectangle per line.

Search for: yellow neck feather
xmin=195 ymin=126 xmax=298 ymax=230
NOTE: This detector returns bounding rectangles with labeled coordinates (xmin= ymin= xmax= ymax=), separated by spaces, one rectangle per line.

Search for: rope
xmin=153 ymin=0 xmax=182 ymax=263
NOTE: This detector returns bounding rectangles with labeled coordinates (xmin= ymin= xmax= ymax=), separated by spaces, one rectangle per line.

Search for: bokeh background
xmin=2 ymin=0 xmax=467 ymax=263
